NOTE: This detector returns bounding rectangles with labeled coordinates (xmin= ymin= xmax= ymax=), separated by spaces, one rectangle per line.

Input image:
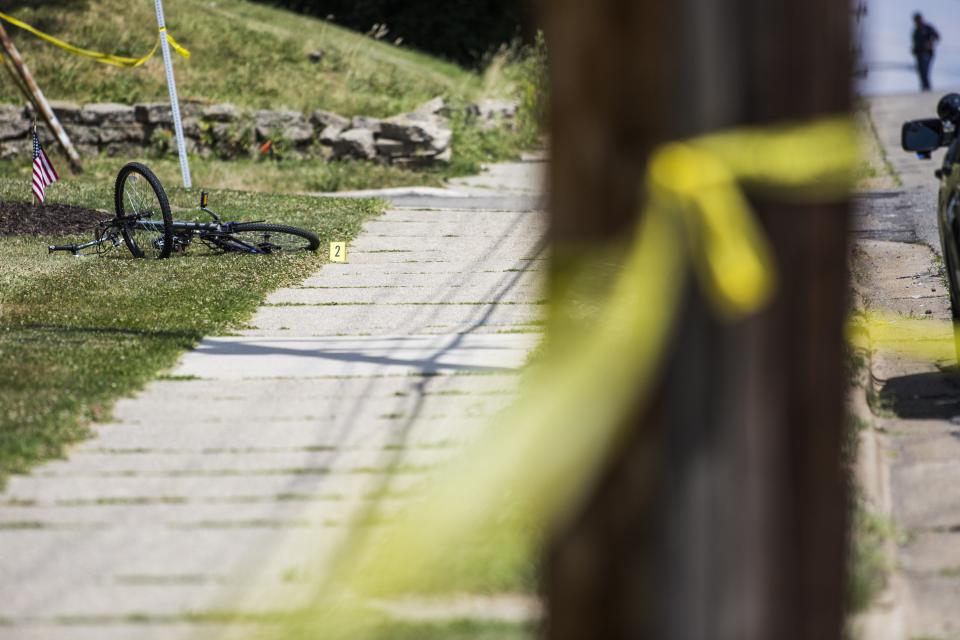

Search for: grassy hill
xmin=0 ymin=1 xmax=545 ymax=193
xmin=0 ymin=0 xmax=485 ymax=116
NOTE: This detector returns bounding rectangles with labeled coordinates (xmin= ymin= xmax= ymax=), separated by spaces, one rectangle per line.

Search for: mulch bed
xmin=0 ymin=201 xmax=105 ymax=236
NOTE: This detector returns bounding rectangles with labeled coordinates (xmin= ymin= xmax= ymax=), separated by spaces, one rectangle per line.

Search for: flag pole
xmin=154 ymin=0 xmax=192 ymax=189
xmin=32 ymin=118 xmax=37 ymax=207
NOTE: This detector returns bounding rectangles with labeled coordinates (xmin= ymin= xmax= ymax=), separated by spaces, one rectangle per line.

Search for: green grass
xmin=42 ymin=610 xmax=534 ymax=640
xmin=360 ymin=619 xmax=534 ymax=640
xmin=0 ymin=154 xmax=451 ymax=195
xmin=277 ymin=596 xmax=538 ymax=640
xmin=0 ymin=2 xmax=544 ymax=191
xmin=1 ymin=0 xmax=479 ymax=116
xmin=0 ymin=177 xmax=383 ymax=483
xmin=855 ymin=106 xmax=902 ymax=189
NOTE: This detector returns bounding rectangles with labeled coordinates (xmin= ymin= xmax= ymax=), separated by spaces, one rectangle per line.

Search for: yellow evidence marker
xmin=330 ymin=241 xmax=347 ymax=263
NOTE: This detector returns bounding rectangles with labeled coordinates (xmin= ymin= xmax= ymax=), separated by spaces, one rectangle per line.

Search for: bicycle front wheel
xmin=114 ymin=162 xmax=173 ymax=259
xmin=227 ymin=223 xmax=320 ymax=254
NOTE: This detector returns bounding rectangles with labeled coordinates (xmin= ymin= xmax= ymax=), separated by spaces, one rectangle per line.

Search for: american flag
xmin=32 ymin=129 xmax=59 ymax=203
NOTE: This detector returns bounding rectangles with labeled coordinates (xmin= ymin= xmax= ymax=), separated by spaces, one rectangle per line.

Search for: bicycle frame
xmin=50 ymin=166 xmax=318 ymax=258
xmin=169 ymin=218 xmax=271 ymax=254
xmin=49 ymin=199 xmax=270 ymax=256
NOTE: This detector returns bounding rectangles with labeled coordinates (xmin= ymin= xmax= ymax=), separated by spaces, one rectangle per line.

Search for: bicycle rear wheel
xmin=114 ymin=162 xmax=173 ymax=259
xmin=226 ymin=223 xmax=320 ymax=254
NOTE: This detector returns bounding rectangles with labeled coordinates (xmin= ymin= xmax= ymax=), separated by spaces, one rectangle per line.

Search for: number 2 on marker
xmin=330 ymin=241 xmax=346 ymax=263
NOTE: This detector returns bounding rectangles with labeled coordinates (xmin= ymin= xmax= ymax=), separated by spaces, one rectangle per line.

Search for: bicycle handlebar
xmin=48 ymin=243 xmax=81 ymax=255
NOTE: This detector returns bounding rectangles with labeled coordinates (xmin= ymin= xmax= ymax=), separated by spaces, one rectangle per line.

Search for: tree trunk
xmin=541 ymin=0 xmax=851 ymax=638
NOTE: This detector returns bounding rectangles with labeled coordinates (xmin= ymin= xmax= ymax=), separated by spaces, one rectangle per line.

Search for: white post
xmin=154 ymin=0 xmax=192 ymax=189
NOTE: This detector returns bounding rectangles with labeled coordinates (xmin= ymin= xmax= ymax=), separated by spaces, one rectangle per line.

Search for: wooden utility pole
xmin=0 ymin=22 xmax=82 ymax=173
xmin=541 ymin=1 xmax=851 ymax=638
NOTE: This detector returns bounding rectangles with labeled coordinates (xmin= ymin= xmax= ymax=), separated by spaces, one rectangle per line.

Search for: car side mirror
xmin=902 ymin=118 xmax=945 ymax=153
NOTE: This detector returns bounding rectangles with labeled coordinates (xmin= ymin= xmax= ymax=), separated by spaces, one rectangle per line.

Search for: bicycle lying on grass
xmin=49 ymin=162 xmax=320 ymax=258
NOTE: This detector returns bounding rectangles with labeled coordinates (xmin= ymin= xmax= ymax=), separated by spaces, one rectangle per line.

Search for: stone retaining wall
xmin=0 ymin=97 xmax=517 ymax=166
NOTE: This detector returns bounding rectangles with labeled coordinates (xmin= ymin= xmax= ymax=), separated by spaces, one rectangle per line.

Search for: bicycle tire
xmin=114 ymin=162 xmax=173 ymax=259
xmin=224 ymin=222 xmax=320 ymax=254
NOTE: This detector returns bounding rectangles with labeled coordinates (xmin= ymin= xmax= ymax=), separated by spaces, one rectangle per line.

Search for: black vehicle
xmin=49 ymin=162 xmax=320 ymax=258
xmin=902 ymin=93 xmax=960 ymax=358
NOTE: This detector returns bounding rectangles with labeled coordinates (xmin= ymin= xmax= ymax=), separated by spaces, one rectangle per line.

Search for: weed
xmin=847 ymin=499 xmax=894 ymax=613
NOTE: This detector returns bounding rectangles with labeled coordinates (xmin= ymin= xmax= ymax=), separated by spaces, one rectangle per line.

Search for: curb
xmin=846 ymin=325 xmax=909 ymax=640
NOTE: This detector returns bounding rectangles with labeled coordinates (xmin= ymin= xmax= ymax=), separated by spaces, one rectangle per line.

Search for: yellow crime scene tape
xmin=0 ymin=11 xmax=189 ymax=67
xmin=270 ymin=116 xmax=861 ymax=635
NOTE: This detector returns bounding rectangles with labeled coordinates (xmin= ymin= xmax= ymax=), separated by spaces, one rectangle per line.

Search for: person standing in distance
xmin=912 ymin=12 xmax=940 ymax=92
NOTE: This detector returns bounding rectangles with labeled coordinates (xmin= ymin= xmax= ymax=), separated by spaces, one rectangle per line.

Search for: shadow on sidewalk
xmin=878 ymin=368 xmax=960 ymax=419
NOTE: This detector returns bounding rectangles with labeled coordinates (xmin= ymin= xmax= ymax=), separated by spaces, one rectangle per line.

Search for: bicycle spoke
xmin=122 ymin=172 xmax=165 ymax=257
xmin=228 ymin=228 xmax=316 ymax=253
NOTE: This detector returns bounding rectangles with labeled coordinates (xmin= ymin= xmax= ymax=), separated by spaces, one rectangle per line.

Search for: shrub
xmin=507 ymin=31 xmax=548 ymax=147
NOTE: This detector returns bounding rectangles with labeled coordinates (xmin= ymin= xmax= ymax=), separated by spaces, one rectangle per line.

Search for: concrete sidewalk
xmin=852 ymin=93 xmax=960 ymax=639
xmin=0 ymin=160 xmax=548 ymax=639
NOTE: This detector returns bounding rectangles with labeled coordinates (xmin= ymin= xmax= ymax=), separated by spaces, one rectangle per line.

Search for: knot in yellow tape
xmin=648 ymin=141 xmax=776 ymax=319
xmin=159 ymin=27 xmax=191 ymax=60
xmin=642 ymin=116 xmax=856 ymax=319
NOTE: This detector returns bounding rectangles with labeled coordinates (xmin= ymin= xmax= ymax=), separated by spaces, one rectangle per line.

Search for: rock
xmin=61 ymin=124 xmax=100 ymax=145
xmin=202 ymin=103 xmax=238 ymax=122
xmin=0 ymin=99 xmax=474 ymax=163
xmin=332 ymin=128 xmax=376 ymax=160
xmin=311 ymin=109 xmax=350 ymax=130
xmin=308 ymin=49 xmax=325 ymax=63
xmin=0 ymin=105 xmax=28 ymax=140
xmin=317 ymin=145 xmax=334 ymax=161
xmin=374 ymin=137 xmax=414 ymax=159
xmin=380 ymin=112 xmax=452 ymax=153
xmin=351 ymin=115 xmax=382 ymax=134
xmin=0 ymin=139 xmax=28 ymax=160
xmin=82 ymin=103 xmax=135 ymax=125
xmin=319 ymin=124 xmax=345 ymax=146
xmin=36 ymin=127 xmax=56 ymax=146
xmin=475 ymin=99 xmax=518 ymax=120
xmin=415 ymin=96 xmax=447 ymax=116
xmin=208 ymin=122 xmax=253 ymax=158
xmin=210 ymin=122 xmax=235 ymax=141
xmin=135 ymin=102 xmax=166 ymax=124
xmin=103 ymin=142 xmax=143 ymax=157
xmin=147 ymin=117 xmax=201 ymax=140
xmin=183 ymin=118 xmax=202 ymax=138
xmin=75 ymin=144 xmax=99 ymax=158
xmin=98 ymin=124 xmax=147 ymax=144
xmin=521 ymin=150 xmax=548 ymax=162
xmin=391 ymin=145 xmax=453 ymax=167
xmin=49 ymin=101 xmax=82 ymax=124
xmin=134 ymin=102 xmax=202 ymax=125
xmin=254 ymin=109 xmax=314 ymax=144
